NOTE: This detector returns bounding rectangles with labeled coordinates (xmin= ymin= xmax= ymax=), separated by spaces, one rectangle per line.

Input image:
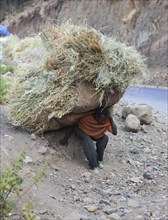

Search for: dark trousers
xmin=73 ymin=126 xmax=108 ymax=169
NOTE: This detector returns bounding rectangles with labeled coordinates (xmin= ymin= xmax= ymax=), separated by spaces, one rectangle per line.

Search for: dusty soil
xmin=1 ymin=100 xmax=167 ymax=220
xmin=138 ymin=68 xmax=168 ymax=88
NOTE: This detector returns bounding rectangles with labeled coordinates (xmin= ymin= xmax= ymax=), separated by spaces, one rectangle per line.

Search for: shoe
xmin=98 ymin=161 xmax=104 ymax=169
xmin=91 ymin=167 xmax=99 ymax=174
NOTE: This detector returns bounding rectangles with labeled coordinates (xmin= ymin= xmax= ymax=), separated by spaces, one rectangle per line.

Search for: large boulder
xmin=125 ymin=114 xmax=141 ymax=133
xmin=122 ymin=104 xmax=153 ymax=125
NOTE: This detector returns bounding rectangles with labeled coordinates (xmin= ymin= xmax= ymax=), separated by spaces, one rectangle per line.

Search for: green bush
xmin=0 ymin=152 xmax=25 ymax=219
xmin=0 ymin=152 xmax=47 ymax=219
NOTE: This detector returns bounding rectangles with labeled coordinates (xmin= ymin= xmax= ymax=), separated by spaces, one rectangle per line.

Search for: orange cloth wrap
xmin=78 ymin=115 xmax=112 ymax=139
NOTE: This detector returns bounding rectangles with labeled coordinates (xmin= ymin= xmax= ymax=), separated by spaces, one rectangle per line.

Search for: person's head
xmin=94 ymin=107 xmax=110 ymax=124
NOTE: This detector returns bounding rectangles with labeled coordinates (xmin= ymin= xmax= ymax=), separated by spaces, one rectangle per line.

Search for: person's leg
xmin=96 ymin=134 xmax=109 ymax=162
xmin=73 ymin=126 xmax=98 ymax=169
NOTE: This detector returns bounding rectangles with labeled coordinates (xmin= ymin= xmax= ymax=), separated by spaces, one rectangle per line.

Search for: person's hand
xmin=59 ymin=138 xmax=68 ymax=146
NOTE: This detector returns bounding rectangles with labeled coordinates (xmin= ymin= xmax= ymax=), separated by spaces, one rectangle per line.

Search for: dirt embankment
xmin=2 ymin=0 xmax=168 ymax=70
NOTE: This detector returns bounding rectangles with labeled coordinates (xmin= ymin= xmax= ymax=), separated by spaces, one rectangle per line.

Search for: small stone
xmin=108 ymin=213 xmax=121 ymax=220
xmin=141 ymin=125 xmax=148 ymax=133
xmin=130 ymin=147 xmax=139 ymax=154
xmin=39 ymin=209 xmax=48 ymax=215
xmin=70 ymin=184 xmax=76 ymax=190
xmin=135 ymin=215 xmax=144 ymax=220
xmin=24 ymin=156 xmax=33 ymax=163
xmin=120 ymin=196 xmax=127 ymax=202
xmin=8 ymin=213 xmax=13 ymax=217
xmin=143 ymin=172 xmax=153 ymax=180
xmin=31 ymin=133 xmax=36 ymax=140
xmin=50 ymin=163 xmax=60 ymax=171
xmin=99 ymin=188 xmax=113 ymax=197
xmin=85 ymin=205 xmax=99 ymax=212
xmin=123 ymin=208 xmax=131 ymax=214
xmin=99 ymin=199 xmax=111 ymax=206
xmin=73 ymin=196 xmax=80 ymax=202
xmin=49 ymin=194 xmax=57 ymax=200
xmin=82 ymin=172 xmax=92 ymax=178
xmin=84 ymin=178 xmax=90 ymax=183
xmin=103 ymin=207 xmax=113 ymax=215
xmin=37 ymin=146 xmax=48 ymax=154
xmin=130 ymin=176 xmax=142 ymax=183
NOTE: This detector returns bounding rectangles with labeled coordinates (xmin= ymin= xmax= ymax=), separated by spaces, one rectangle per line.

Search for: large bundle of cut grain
xmin=6 ymin=23 xmax=147 ymax=132
xmin=3 ymin=34 xmax=46 ymax=75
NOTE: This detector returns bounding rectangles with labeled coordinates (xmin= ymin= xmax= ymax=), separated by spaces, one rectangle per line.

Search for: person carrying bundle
xmin=59 ymin=106 xmax=117 ymax=173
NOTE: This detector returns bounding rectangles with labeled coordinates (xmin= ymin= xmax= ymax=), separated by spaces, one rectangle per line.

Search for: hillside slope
xmin=2 ymin=0 xmax=168 ymax=69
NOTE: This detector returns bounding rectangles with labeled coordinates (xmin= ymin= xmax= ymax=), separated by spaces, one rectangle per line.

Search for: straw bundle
xmin=3 ymin=34 xmax=46 ymax=75
xmin=7 ymin=23 xmax=147 ymax=132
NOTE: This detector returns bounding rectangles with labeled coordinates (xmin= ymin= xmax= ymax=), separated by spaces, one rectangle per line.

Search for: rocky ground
xmin=1 ymin=99 xmax=167 ymax=220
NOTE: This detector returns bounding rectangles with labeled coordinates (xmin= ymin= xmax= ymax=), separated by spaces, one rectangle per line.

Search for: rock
xmin=122 ymin=104 xmax=153 ymax=125
xmin=24 ymin=156 xmax=33 ymax=163
xmin=50 ymin=163 xmax=60 ymax=171
xmin=85 ymin=205 xmax=99 ymax=212
xmin=130 ymin=176 xmax=142 ymax=183
xmin=130 ymin=147 xmax=139 ymax=154
xmin=49 ymin=194 xmax=57 ymax=200
xmin=99 ymin=188 xmax=113 ymax=197
xmin=120 ymin=196 xmax=127 ymax=202
xmin=143 ymin=172 xmax=153 ymax=180
xmin=125 ymin=114 xmax=141 ymax=132
xmin=73 ymin=196 xmax=80 ymax=202
xmin=70 ymin=184 xmax=76 ymax=190
xmin=123 ymin=208 xmax=131 ymax=215
xmin=31 ymin=133 xmax=36 ymax=140
xmin=108 ymin=213 xmax=121 ymax=220
xmin=82 ymin=172 xmax=92 ymax=178
xmin=135 ymin=215 xmax=144 ymax=220
xmin=82 ymin=171 xmax=92 ymax=182
xmin=39 ymin=209 xmax=48 ymax=215
xmin=37 ymin=146 xmax=48 ymax=154
xmin=103 ymin=207 xmax=113 ymax=215
xmin=141 ymin=124 xmax=148 ymax=133
xmin=99 ymin=199 xmax=111 ymax=206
